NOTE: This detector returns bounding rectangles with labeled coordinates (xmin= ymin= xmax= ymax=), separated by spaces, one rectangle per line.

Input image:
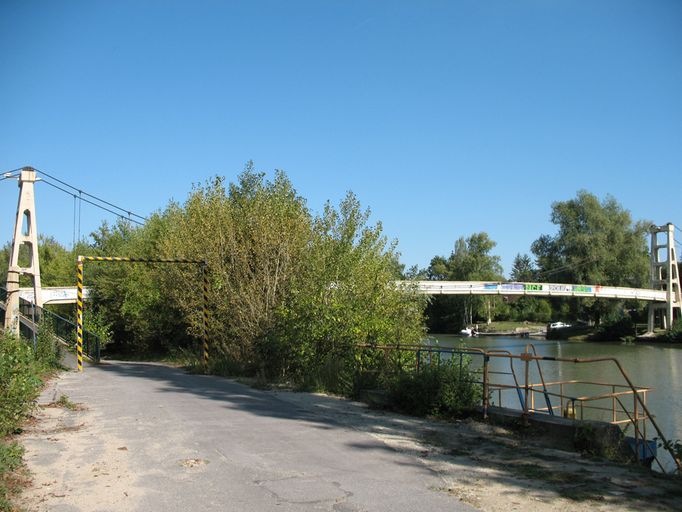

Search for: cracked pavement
xmin=18 ymin=361 xmax=476 ymax=512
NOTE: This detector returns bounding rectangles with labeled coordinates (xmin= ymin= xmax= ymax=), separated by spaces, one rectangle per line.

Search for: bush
xmin=35 ymin=319 xmax=61 ymax=368
xmin=0 ymin=335 xmax=43 ymax=437
xmin=0 ymin=331 xmax=55 ymax=511
xmin=0 ymin=442 xmax=24 ymax=511
xmin=591 ymin=316 xmax=635 ymax=341
xmin=663 ymin=320 xmax=682 ymax=342
xmin=387 ymin=361 xmax=482 ymax=419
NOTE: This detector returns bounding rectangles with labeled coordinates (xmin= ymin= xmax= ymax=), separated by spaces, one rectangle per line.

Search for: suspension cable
xmin=37 ymin=168 xmax=148 ymax=221
xmin=72 ymin=194 xmax=75 ymax=248
xmin=40 ymin=179 xmax=145 ymax=226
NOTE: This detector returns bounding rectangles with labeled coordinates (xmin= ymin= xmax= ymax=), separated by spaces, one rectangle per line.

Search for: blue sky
xmin=1 ymin=0 xmax=681 ymax=276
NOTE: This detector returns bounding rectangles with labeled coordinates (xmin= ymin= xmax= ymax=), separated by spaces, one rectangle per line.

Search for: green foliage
xmin=0 ymin=334 xmax=43 ymax=437
xmin=0 ymin=330 xmax=65 ymax=511
xmin=662 ymin=320 xmax=682 ymax=343
xmin=61 ymin=163 xmax=426 ymax=385
xmin=531 ymin=190 xmax=649 ymax=324
xmin=0 ymin=235 xmax=76 ymax=288
xmin=87 ymin=215 xmax=191 ymax=354
xmin=161 ymin=166 xmax=313 ymax=367
xmin=0 ymin=441 xmax=24 ymax=511
xmin=387 ymin=361 xmax=482 ymax=418
xmin=426 ymin=232 xmax=504 ymax=331
xmin=269 ymin=192 xmax=426 ymax=381
xmin=35 ymin=318 xmax=61 ymax=367
xmin=0 ymin=443 xmax=22 ymax=476
xmin=510 ymin=253 xmax=535 ymax=281
xmin=508 ymin=297 xmax=552 ymax=323
xmin=590 ymin=313 xmax=636 ymax=341
xmin=56 ymin=394 xmax=78 ymax=411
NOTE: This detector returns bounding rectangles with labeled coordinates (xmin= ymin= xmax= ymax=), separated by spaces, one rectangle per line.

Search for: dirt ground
xmin=16 ymin=383 xmax=141 ymax=511
xmin=16 ymin=371 xmax=682 ymax=512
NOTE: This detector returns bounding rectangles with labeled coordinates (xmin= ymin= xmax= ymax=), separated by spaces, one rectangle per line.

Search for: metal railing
xmin=18 ymin=299 xmax=101 ymax=362
xmin=2 ymin=285 xmax=100 ymax=362
xmin=356 ymin=342 xmax=680 ymax=474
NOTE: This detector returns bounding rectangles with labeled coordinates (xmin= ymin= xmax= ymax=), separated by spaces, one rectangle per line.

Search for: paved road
xmin=24 ymin=361 xmax=476 ymax=512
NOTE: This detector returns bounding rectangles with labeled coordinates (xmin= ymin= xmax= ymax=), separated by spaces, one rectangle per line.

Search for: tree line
xmin=424 ymin=190 xmax=652 ymax=332
xmin=2 ymin=163 xmax=425 ymax=381
xmin=1 ymin=167 xmax=658 ymax=368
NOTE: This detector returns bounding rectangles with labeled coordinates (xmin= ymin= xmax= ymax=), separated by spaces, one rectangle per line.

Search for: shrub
xmin=35 ymin=319 xmax=61 ymax=368
xmin=663 ymin=320 xmax=682 ymax=342
xmin=0 ymin=441 xmax=24 ymax=511
xmin=0 ymin=331 xmax=54 ymax=511
xmin=591 ymin=316 xmax=635 ymax=341
xmin=387 ymin=360 xmax=482 ymax=419
xmin=0 ymin=335 xmax=42 ymax=437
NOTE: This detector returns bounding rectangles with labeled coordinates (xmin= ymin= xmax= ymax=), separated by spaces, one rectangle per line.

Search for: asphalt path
xmin=25 ymin=361 xmax=476 ymax=512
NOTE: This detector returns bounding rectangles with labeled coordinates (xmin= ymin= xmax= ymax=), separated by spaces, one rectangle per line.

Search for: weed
xmin=0 ymin=442 xmax=24 ymax=511
xmin=56 ymin=394 xmax=79 ymax=411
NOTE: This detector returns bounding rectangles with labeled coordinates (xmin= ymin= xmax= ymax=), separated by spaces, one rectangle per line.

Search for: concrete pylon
xmin=647 ymin=223 xmax=682 ymax=332
xmin=3 ymin=167 xmax=43 ymax=336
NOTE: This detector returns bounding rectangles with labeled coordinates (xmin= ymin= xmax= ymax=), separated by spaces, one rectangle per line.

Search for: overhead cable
xmin=37 ymin=168 xmax=148 ymax=221
xmin=40 ymin=179 xmax=145 ymax=226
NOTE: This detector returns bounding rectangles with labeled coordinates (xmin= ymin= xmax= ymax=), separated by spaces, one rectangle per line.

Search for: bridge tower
xmin=3 ymin=167 xmax=43 ymax=335
xmin=647 ymin=223 xmax=682 ymax=332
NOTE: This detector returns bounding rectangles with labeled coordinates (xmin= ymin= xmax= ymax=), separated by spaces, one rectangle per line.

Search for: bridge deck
xmin=402 ymin=281 xmax=668 ymax=302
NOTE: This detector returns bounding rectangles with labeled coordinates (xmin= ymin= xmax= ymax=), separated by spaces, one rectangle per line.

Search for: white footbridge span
xmin=405 ymin=281 xmax=667 ymax=302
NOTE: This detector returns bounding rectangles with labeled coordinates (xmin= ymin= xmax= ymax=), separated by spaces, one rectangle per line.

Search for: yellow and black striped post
xmin=76 ymin=256 xmax=84 ymax=372
xmin=202 ymin=262 xmax=209 ymax=370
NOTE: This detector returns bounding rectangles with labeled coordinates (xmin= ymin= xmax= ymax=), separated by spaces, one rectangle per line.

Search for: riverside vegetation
xmin=0 ymin=323 xmax=61 ymax=511
xmin=1 ymin=164 xmax=484 ymax=421
xmin=0 ymin=167 xmax=669 ymax=354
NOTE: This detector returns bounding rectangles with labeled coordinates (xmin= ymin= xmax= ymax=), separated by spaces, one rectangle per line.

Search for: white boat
xmin=459 ymin=327 xmax=478 ymax=337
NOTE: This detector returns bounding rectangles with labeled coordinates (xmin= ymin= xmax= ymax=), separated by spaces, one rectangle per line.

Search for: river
xmin=427 ymin=334 xmax=682 ymax=471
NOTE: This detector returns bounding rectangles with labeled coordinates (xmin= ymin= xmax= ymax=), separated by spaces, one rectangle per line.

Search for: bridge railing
xmin=400 ymin=280 xmax=669 ymax=302
xmin=17 ymin=299 xmax=101 ymax=363
xmin=2 ymin=285 xmax=100 ymax=362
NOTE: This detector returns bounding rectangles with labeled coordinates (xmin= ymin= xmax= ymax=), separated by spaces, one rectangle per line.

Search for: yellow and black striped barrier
xmin=76 ymin=257 xmax=84 ymax=372
xmin=76 ymin=255 xmax=209 ymax=372
xmin=202 ymin=264 xmax=209 ymax=368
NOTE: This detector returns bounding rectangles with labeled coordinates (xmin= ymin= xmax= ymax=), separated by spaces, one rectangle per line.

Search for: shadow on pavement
xmin=89 ymin=360 xmax=682 ymax=511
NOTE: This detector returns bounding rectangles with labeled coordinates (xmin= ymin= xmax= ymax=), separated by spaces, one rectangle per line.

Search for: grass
xmin=477 ymin=321 xmax=546 ymax=333
xmin=0 ymin=442 xmax=24 ymax=512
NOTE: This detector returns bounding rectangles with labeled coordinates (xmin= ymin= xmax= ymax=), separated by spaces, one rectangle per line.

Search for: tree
xmin=271 ymin=193 xmax=426 ymax=383
xmin=156 ymin=163 xmax=425 ymax=379
xmin=0 ymin=236 xmax=76 ymax=288
xmin=425 ymin=232 xmax=504 ymax=331
xmin=160 ymin=165 xmax=312 ymax=366
xmin=531 ymin=190 xmax=650 ymax=323
xmin=507 ymin=253 xmax=551 ymax=321
xmin=510 ymin=253 xmax=535 ymax=282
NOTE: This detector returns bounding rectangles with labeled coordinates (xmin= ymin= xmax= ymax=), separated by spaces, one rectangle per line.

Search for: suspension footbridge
xmin=2 ymin=166 xmax=682 ymax=341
